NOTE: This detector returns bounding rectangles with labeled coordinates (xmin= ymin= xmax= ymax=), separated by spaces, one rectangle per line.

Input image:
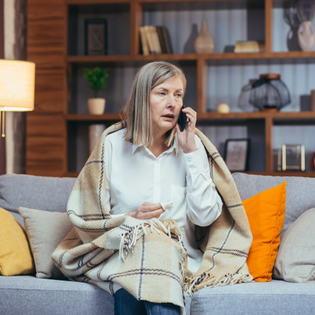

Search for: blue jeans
xmin=114 ymin=288 xmax=181 ymax=315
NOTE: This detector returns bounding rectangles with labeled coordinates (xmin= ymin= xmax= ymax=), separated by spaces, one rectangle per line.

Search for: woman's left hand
xmin=176 ymin=107 xmax=197 ymax=154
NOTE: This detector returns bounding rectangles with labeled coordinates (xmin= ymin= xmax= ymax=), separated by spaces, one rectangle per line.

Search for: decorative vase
xmin=194 ymin=20 xmax=215 ymax=54
xmin=89 ymin=124 xmax=106 ymax=154
xmin=88 ymin=98 xmax=106 ymax=115
xmin=298 ymin=21 xmax=315 ymax=52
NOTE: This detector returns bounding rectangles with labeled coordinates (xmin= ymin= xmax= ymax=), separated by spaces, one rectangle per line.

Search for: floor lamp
xmin=0 ymin=59 xmax=35 ymax=171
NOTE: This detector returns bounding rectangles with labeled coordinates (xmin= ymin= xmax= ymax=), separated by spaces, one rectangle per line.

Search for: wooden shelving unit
xmin=26 ymin=0 xmax=315 ymax=177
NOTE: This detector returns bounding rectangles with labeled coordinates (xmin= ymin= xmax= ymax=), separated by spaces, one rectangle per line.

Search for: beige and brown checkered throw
xmin=52 ymin=121 xmax=253 ymax=314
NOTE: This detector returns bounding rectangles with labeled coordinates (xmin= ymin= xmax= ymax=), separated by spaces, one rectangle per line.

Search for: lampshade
xmin=0 ymin=59 xmax=35 ymax=111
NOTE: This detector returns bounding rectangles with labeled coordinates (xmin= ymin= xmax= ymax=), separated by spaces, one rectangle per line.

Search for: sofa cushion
xmin=243 ymin=182 xmax=286 ymax=282
xmin=18 ymin=207 xmax=74 ymax=279
xmin=190 ymin=280 xmax=315 ymax=315
xmin=273 ymin=208 xmax=315 ymax=283
xmin=0 ymin=275 xmax=114 ymax=315
xmin=0 ymin=174 xmax=76 ymax=214
xmin=232 ymin=173 xmax=315 ymax=234
xmin=0 ymin=208 xmax=35 ymax=276
xmin=0 ymin=275 xmax=192 ymax=315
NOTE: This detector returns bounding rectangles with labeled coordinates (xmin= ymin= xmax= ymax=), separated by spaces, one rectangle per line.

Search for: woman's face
xmin=150 ymin=76 xmax=184 ymax=136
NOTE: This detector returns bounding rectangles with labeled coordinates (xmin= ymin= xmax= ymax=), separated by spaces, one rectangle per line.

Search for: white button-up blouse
xmin=104 ymin=128 xmax=223 ymax=273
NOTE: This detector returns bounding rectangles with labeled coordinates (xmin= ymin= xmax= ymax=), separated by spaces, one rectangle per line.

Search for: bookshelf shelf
xmin=65 ymin=0 xmax=261 ymax=4
xmin=66 ymin=51 xmax=315 ymax=64
xmin=64 ymin=172 xmax=80 ymax=178
xmin=205 ymin=51 xmax=315 ymax=60
xmin=65 ymin=111 xmax=315 ymax=122
xmin=65 ymin=54 xmax=198 ymax=63
xmin=198 ymin=112 xmax=315 ymax=120
xmin=65 ymin=114 xmax=122 ymax=121
xmin=65 ymin=0 xmax=130 ymax=4
xmin=269 ymin=172 xmax=315 ymax=177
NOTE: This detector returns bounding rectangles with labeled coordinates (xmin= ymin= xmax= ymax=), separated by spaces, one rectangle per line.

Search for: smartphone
xmin=177 ymin=104 xmax=187 ymax=132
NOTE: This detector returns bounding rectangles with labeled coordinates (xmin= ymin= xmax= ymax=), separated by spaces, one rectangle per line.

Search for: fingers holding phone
xmin=176 ymin=105 xmax=197 ymax=153
xmin=177 ymin=105 xmax=197 ymax=132
xmin=177 ymin=104 xmax=188 ymax=132
xmin=183 ymin=107 xmax=197 ymax=131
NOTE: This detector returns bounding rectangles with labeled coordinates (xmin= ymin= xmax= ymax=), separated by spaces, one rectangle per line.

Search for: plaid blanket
xmin=52 ymin=121 xmax=253 ymax=314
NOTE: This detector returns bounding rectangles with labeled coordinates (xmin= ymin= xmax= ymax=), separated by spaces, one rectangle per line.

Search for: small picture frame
xmin=85 ymin=18 xmax=108 ymax=55
xmin=224 ymin=139 xmax=250 ymax=172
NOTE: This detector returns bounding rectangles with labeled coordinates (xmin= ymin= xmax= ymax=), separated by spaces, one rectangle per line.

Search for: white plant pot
xmin=88 ymin=98 xmax=106 ymax=115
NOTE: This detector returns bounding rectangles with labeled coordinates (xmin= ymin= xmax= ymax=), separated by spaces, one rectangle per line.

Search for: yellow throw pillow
xmin=242 ymin=181 xmax=286 ymax=282
xmin=0 ymin=208 xmax=35 ymax=276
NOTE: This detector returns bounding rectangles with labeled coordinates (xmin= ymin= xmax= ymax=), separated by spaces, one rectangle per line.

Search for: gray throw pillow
xmin=0 ymin=174 xmax=75 ymax=214
xmin=18 ymin=207 xmax=74 ymax=279
xmin=273 ymin=208 xmax=315 ymax=282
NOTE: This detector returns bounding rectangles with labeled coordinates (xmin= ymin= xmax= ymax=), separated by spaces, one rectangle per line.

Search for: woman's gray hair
xmin=124 ymin=61 xmax=186 ymax=147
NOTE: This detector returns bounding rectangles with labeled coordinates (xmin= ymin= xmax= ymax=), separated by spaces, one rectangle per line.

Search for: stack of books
xmin=234 ymin=41 xmax=265 ymax=53
xmin=139 ymin=26 xmax=173 ymax=55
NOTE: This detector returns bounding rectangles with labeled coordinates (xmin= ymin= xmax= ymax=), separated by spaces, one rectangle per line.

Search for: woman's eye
xmin=176 ymin=93 xmax=182 ymax=98
xmin=159 ymin=92 xmax=165 ymax=96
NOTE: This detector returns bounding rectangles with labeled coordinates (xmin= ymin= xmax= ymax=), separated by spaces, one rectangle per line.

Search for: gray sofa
xmin=0 ymin=173 xmax=315 ymax=315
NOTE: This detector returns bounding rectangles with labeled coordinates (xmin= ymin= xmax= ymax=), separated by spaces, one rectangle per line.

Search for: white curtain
xmin=4 ymin=0 xmax=27 ymax=174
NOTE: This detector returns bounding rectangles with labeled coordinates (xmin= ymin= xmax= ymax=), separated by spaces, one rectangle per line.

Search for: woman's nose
xmin=166 ymin=94 xmax=175 ymax=107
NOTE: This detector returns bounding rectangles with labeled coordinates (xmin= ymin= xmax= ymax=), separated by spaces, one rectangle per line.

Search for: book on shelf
xmin=234 ymin=41 xmax=265 ymax=53
xmin=150 ymin=26 xmax=162 ymax=54
xmin=160 ymin=26 xmax=173 ymax=54
xmin=139 ymin=27 xmax=149 ymax=55
xmin=143 ymin=26 xmax=155 ymax=54
xmin=156 ymin=27 xmax=166 ymax=53
xmin=139 ymin=25 xmax=173 ymax=55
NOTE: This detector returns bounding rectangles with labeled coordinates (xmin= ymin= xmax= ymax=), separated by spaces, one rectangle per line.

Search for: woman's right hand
xmin=125 ymin=202 xmax=164 ymax=220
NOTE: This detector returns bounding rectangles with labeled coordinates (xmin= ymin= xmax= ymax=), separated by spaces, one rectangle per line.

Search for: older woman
xmin=52 ymin=61 xmax=253 ymax=315
xmin=104 ymin=61 xmax=222 ymax=314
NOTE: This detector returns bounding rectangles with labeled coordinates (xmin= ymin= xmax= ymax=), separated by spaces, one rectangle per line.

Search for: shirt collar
xmin=131 ymin=134 xmax=180 ymax=156
xmin=131 ymin=142 xmax=143 ymax=155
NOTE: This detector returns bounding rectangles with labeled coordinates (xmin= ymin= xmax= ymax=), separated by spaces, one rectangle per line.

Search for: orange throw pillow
xmin=242 ymin=181 xmax=286 ymax=282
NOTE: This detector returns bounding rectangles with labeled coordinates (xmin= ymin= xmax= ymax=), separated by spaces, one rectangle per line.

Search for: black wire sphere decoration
xmin=249 ymin=74 xmax=291 ymax=112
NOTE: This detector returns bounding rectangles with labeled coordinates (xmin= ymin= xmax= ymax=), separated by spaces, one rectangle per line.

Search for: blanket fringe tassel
xmin=118 ymin=218 xmax=185 ymax=262
xmin=185 ymin=271 xmax=253 ymax=297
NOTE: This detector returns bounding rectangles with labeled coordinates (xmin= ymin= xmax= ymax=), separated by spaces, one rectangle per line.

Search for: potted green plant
xmin=84 ymin=67 xmax=109 ymax=114
xmin=296 ymin=0 xmax=315 ymax=51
